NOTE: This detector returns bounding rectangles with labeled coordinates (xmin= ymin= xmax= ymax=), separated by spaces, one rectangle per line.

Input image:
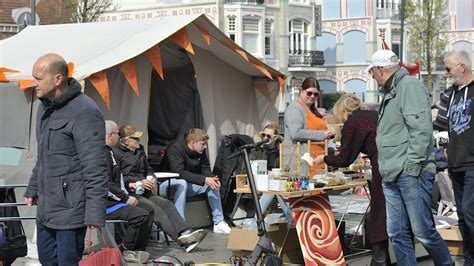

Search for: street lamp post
xmin=30 ymin=0 xmax=36 ymax=25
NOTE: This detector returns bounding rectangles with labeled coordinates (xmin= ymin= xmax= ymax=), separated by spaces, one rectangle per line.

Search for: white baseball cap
xmin=364 ymin=50 xmax=400 ymax=73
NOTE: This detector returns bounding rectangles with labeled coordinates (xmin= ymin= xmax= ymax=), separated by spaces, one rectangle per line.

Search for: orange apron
xmin=302 ymin=105 xmax=327 ymax=176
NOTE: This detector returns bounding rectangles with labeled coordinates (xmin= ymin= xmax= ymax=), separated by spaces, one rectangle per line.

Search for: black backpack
xmin=0 ymin=188 xmax=28 ymax=265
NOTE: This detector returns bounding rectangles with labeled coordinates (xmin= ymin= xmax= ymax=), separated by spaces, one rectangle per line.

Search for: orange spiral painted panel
xmin=288 ymin=194 xmax=346 ymax=266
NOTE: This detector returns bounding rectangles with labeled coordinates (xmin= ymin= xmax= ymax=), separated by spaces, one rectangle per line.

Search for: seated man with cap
xmin=113 ymin=124 xmax=207 ymax=253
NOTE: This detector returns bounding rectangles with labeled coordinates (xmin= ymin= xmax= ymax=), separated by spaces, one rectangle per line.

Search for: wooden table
xmin=234 ymin=180 xmax=367 ymax=196
xmin=234 ymin=180 xmax=368 ymax=265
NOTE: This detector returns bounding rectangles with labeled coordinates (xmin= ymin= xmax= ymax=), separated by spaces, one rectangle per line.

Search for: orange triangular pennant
xmin=255 ymin=82 xmax=271 ymax=101
xmin=234 ymin=48 xmax=249 ymax=62
xmin=250 ymin=58 xmax=273 ymax=80
xmin=19 ymin=79 xmax=33 ymax=91
xmin=195 ymin=24 xmax=211 ymax=45
xmin=170 ymin=28 xmax=194 ymax=55
xmin=67 ymin=62 xmax=74 ymax=77
xmin=89 ymin=71 xmax=110 ymax=110
xmin=118 ymin=60 xmax=139 ymax=96
xmin=0 ymin=67 xmax=19 ymax=82
xmin=277 ymin=76 xmax=285 ymax=97
xmin=146 ymin=46 xmax=164 ymax=80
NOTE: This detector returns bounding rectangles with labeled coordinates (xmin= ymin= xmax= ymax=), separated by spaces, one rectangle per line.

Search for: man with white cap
xmin=366 ymin=50 xmax=452 ymax=265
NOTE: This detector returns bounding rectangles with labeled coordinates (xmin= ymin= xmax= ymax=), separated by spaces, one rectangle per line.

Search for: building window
xmin=455 ymin=0 xmax=472 ymax=30
xmin=322 ymin=0 xmax=340 ymax=19
xmin=227 ymin=16 xmax=236 ymax=41
xmin=319 ymin=80 xmax=337 ymax=93
xmin=243 ymin=18 xmax=260 ymax=54
xmin=316 ymin=32 xmax=337 ymax=64
xmin=228 ymin=17 xmax=236 ymax=31
xmin=289 ymin=19 xmax=309 ymax=54
xmin=343 ymin=30 xmax=366 ymax=64
xmin=348 ymin=0 xmax=366 ymax=18
xmin=265 ymin=20 xmax=272 ymax=56
xmin=344 ymin=79 xmax=367 ymax=102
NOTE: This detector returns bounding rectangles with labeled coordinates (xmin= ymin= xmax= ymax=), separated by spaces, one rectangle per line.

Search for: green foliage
xmin=321 ymin=92 xmax=343 ymax=111
xmin=405 ymin=0 xmax=448 ymax=92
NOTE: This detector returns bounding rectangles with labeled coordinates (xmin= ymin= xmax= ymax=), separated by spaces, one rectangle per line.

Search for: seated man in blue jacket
xmin=160 ymin=128 xmax=231 ymax=234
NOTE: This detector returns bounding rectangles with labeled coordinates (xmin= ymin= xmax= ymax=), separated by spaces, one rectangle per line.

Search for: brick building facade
xmin=0 ymin=0 xmax=73 ymax=40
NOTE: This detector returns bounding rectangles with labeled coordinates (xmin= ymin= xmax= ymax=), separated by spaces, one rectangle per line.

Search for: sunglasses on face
xmin=129 ymin=137 xmax=140 ymax=141
xmin=445 ymin=63 xmax=462 ymax=74
xmin=305 ymin=91 xmax=320 ymax=97
xmin=261 ymin=133 xmax=273 ymax=139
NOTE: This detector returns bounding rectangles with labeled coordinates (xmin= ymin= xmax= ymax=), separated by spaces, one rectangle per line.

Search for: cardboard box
xmin=251 ymin=160 xmax=268 ymax=175
xmin=227 ymin=224 xmax=304 ymax=264
xmin=268 ymin=179 xmax=286 ymax=191
xmin=438 ymin=226 xmax=463 ymax=256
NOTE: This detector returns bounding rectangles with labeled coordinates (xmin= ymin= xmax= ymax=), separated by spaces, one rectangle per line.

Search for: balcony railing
xmin=288 ymin=50 xmax=325 ymax=67
xmin=376 ymin=1 xmax=401 ymax=19
xmin=224 ymin=0 xmax=272 ymax=4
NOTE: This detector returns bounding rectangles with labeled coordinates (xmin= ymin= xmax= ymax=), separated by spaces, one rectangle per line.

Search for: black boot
xmin=371 ymin=240 xmax=391 ymax=266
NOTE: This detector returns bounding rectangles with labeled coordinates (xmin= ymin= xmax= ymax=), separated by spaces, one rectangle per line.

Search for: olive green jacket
xmin=376 ymin=67 xmax=436 ymax=182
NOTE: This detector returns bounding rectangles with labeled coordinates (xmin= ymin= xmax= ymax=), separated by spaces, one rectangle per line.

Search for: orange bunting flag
xmin=170 ymin=28 xmax=194 ymax=55
xmin=118 ymin=60 xmax=139 ymax=96
xmin=0 ymin=67 xmax=19 ymax=82
xmin=255 ymin=82 xmax=271 ymax=101
xmin=277 ymin=76 xmax=285 ymax=97
xmin=234 ymin=48 xmax=249 ymax=62
xmin=195 ymin=24 xmax=211 ymax=45
xmin=146 ymin=46 xmax=164 ymax=80
xmin=89 ymin=71 xmax=110 ymax=110
xmin=250 ymin=59 xmax=273 ymax=80
xmin=67 ymin=62 xmax=74 ymax=77
xmin=19 ymin=79 xmax=33 ymax=91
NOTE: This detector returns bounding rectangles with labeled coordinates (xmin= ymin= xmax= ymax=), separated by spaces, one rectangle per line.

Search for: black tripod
xmin=229 ymin=139 xmax=282 ymax=266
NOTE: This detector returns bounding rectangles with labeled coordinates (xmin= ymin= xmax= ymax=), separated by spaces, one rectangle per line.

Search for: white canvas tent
xmin=0 ymin=14 xmax=284 ymax=184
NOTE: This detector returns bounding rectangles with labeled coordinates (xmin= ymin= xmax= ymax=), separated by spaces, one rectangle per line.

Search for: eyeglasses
xmin=445 ymin=63 xmax=462 ymax=74
xmin=129 ymin=137 xmax=140 ymax=141
xmin=368 ymin=66 xmax=381 ymax=76
xmin=305 ymin=91 xmax=320 ymax=97
xmin=261 ymin=133 xmax=273 ymax=139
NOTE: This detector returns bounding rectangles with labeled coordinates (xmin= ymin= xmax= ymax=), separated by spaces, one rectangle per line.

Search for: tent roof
xmin=0 ymin=14 xmax=284 ymax=80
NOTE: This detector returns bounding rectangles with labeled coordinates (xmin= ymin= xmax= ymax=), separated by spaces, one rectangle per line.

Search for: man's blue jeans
xmin=382 ymin=171 xmax=452 ymax=266
xmin=451 ymin=170 xmax=474 ymax=265
xmin=159 ymin=178 xmax=225 ymax=224
xmin=37 ymin=220 xmax=87 ymax=266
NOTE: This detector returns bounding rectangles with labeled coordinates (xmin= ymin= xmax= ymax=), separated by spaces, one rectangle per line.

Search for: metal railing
xmin=376 ymin=1 xmax=401 ymax=19
xmin=224 ymin=0 xmax=268 ymax=4
xmin=288 ymin=50 xmax=325 ymax=67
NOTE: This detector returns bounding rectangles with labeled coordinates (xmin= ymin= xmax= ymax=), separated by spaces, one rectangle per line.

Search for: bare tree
xmin=405 ymin=0 xmax=448 ymax=93
xmin=70 ymin=0 xmax=116 ymax=23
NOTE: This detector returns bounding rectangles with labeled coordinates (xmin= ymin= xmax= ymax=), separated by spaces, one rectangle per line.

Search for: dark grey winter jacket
xmin=24 ymin=78 xmax=108 ymax=230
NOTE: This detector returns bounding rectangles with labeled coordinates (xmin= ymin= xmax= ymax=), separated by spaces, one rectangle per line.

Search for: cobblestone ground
xmin=13 ymin=194 xmax=465 ymax=265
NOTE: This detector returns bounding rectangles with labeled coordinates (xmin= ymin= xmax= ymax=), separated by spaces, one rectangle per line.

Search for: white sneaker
xmin=213 ymin=221 xmax=231 ymax=234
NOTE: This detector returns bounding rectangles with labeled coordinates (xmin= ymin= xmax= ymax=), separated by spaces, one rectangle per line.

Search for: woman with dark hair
xmin=313 ymin=94 xmax=390 ymax=265
xmin=284 ymin=77 xmax=335 ymax=175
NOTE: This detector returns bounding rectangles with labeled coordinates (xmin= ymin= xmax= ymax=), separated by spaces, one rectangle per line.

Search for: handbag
xmin=79 ymin=227 xmax=122 ymax=266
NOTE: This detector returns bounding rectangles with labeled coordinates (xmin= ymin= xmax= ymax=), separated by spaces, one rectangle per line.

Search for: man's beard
xmin=447 ymin=76 xmax=462 ymax=86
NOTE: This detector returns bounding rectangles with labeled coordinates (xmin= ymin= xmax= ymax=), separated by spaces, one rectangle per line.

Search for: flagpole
xmin=400 ymin=0 xmax=405 ymax=64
